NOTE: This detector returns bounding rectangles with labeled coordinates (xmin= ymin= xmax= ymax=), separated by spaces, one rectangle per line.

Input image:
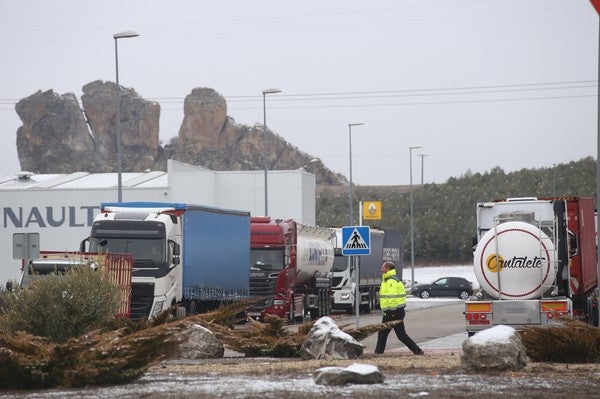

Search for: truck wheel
xmin=294 ymin=301 xmax=305 ymax=323
xmin=309 ymin=308 xmax=320 ymax=320
xmin=175 ymin=306 xmax=186 ymax=318
xmin=360 ymin=292 xmax=372 ymax=314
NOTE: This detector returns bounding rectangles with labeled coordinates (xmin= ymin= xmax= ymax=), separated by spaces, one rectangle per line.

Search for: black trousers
xmin=374 ymin=307 xmax=422 ymax=354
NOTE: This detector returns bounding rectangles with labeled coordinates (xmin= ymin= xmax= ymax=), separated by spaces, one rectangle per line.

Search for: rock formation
xmin=15 ymin=90 xmax=96 ymax=173
xmin=81 ymin=80 xmax=160 ymax=172
xmin=15 ymin=82 xmax=345 ymax=185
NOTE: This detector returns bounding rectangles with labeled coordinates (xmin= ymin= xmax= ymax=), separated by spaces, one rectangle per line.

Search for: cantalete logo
xmin=485 ymin=253 xmax=544 ymax=273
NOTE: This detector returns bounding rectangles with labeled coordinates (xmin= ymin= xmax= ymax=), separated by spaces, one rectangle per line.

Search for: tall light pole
xmin=418 ymin=154 xmax=429 ymax=185
xmin=262 ymin=88 xmax=281 ymax=216
xmin=113 ymin=30 xmax=139 ymax=202
xmin=552 ymin=163 xmax=557 ymax=196
xmin=348 ymin=122 xmax=364 ymax=225
xmin=409 ymin=145 xmax=422 ymax=289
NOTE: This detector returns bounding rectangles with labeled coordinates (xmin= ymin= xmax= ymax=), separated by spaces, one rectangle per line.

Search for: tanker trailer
xmin=465 ymin=197 xmax=599 ymax=336
xmin=248 ymin=217 xmax=335 ymax=322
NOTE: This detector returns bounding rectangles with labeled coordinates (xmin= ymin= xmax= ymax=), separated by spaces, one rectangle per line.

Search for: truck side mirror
xmin=172 ymin=242 xmax=180 ymax=265
xmin=80 ymin=237 xmax=89 ymax=252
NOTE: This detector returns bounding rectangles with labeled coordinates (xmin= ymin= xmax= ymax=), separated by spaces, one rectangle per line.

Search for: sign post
xmin=341 ymin=226 xmax=371 ymax=328
xmin=13 ymin=233 xmax=40 ymax=282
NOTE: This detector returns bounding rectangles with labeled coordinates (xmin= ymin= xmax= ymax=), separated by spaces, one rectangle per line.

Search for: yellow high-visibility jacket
xmin=379 ymin=268 xmax=406 ymax=311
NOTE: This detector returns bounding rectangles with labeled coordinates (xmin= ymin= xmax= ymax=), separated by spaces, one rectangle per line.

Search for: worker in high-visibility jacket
xmin=374 ymin=261 xmax=424 ymax=355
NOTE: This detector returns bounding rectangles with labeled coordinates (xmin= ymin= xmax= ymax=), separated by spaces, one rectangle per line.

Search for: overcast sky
xmin=0 ymin=0 xmax=598 ymax=185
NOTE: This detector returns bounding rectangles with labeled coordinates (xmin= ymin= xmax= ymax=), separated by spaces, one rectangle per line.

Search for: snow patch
xmin=469 ymin=325 xmax=516 ymax=345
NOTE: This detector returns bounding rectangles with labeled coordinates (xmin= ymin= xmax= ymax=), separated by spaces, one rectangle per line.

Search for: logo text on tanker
xmin=485 ymin=254 xmax=546 ymax=273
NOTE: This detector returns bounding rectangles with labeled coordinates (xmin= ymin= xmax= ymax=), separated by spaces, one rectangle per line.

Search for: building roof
xmin=0 ymin=171 xmax=168 ymax=190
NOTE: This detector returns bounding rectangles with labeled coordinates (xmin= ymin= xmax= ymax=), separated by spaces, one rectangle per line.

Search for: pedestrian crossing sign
xmin=341 ymin=226 xmax=371 ymax=256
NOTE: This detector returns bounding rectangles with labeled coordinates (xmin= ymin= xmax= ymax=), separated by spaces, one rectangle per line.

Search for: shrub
xmin=0 ymin=265 xmax=121 ymax=343
xmin=519 ymin=318 xmax=600 ymax=363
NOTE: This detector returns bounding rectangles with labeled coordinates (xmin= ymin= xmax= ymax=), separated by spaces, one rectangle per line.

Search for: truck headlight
xmin=151 ymin=300 xmax=165 ymax=317
xmin=341 ymin=293 xmax=350 ymax=300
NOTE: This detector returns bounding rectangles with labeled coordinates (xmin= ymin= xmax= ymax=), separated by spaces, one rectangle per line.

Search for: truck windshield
xmin=332 ymin=255 xmax=350 ymax=272
xmin=89 ymin=237 xmax=165 ymax=264
xmin=250 ymin=249 xmax=284 ymax=271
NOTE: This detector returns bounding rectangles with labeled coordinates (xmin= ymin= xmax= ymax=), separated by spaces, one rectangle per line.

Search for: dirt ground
xmin=2 ymin=350 xmax=600 ymax=398
xmin=144 ymin=350 xmax=600 ymax=399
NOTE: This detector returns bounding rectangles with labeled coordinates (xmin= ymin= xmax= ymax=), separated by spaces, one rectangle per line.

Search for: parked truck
xmin=465 ymin=197 xmax=599 ymax=336
xmin=331 ymin=228 xmax=404 ymax=314
xmin=247 ymin=217 xmax=335 ymax=322
xmin=331 ymin=228 xmax=384 ymax=314
xmin=80 ymin=202 xmax=250 ymax=320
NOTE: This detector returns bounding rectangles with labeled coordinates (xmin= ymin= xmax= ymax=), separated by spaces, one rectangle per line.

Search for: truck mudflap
xmin=465 ymin=298 xmax=572 ymax=335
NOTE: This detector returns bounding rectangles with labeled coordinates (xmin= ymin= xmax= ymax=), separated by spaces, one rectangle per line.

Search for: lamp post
xmin=262 ymin=88 xmax=282 ymax=216
xmin=409 ymin=145 xmax=422 ymax=290
xmin=348 ymin=122 xmax=364 ymax=225
xmin=418 ymin=154 xmax=429 ymax=185
xmin=113 ymin=30 xmax=139 ymax=202
xmin=553 ymin=163 xmax=557 ymax=196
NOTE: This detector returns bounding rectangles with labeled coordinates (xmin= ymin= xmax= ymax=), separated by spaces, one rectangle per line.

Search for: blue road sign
xmin=341 ymin=226 xmax=371 ymax=256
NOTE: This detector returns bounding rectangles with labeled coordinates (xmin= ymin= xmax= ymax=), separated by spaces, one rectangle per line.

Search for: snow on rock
xmin=313 ymin=363 xmax=384 ymax=386
xmin=300 ymin=316 xmax=364 ymax=360
xmin=461 ymin=325 xmax=527 ymax=372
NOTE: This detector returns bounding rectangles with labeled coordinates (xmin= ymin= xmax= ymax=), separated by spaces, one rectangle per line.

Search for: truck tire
xmin=175 ymin=306 xmax=186 ymax=318
xmin=294 ymin=301 xmax=305 ymax=324
xmin=309 ymin=308 xmax=319 ymax=320
xmin=360 ymin=291 xmax=372 ymax=314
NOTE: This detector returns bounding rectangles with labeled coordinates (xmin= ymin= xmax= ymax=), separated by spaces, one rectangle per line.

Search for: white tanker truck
xmin=465 ymin=197 xmax=599 ymax=336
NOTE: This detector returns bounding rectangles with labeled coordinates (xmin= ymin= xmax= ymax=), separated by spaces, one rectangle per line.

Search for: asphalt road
xmin=329 ymin=298 xmax=467 ymax=353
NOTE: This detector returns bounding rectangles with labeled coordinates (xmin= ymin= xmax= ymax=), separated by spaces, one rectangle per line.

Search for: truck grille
xmin=331 ymin=276 xmax=343 ymax=287
xmin=130 ymin=282 xmax=154 ymax=320
xmin=249 ymin=271 xmax=276 ymax=309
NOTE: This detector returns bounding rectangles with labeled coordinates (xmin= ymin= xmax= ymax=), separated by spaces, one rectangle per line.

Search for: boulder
xmin=300 ymin=316 xmax=363 ymax=359
xmin=172 ymin=321 xmax=224 ymax=359
xmin=461 ymin=325 xmax=527 ymax=372
xmin=313 ymin=363 xmax=384 ymax=386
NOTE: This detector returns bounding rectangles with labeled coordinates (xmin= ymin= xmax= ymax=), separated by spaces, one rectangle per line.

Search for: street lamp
xmin=553 ymin=163 xmax=557 ymax=196
xmin=348 ymin=122 xmax=364 ymax=225
xmin=418 ymin=154 xmax=429 ymax=185
xmin=262 ymin=88 xmax=282 ymax=216
xmin=113 ymin=30 xmax=139 ymax=202
xmin=409 ymin=145 xmax=423 ymax=290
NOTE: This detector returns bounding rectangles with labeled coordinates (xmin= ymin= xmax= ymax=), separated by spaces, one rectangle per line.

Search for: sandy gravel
xmin=147 ymin=350 xmax=600 ymax=399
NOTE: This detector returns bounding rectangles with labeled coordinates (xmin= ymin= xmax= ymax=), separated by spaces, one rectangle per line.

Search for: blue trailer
xmin=82 ymin=202 xmax=250 ymax=319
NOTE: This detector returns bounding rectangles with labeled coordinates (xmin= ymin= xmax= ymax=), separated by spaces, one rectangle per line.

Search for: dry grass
xmin=519 ymin=318 xmax=600 ymax=363
xmin=3 ymin=299 xmax=599 ymax=391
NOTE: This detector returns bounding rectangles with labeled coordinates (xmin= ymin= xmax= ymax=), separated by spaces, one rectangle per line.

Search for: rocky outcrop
xmin=15 ymin=90 xmax=97 ymax=173
xmin=15 ymin=83 xmax=345 ymax=185
xmin=81 ymin=80 xmax=160 ymax=172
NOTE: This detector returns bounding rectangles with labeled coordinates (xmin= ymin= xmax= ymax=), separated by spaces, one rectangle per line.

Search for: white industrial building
xmin=0 ymin=160 xmax=316 ymax=284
